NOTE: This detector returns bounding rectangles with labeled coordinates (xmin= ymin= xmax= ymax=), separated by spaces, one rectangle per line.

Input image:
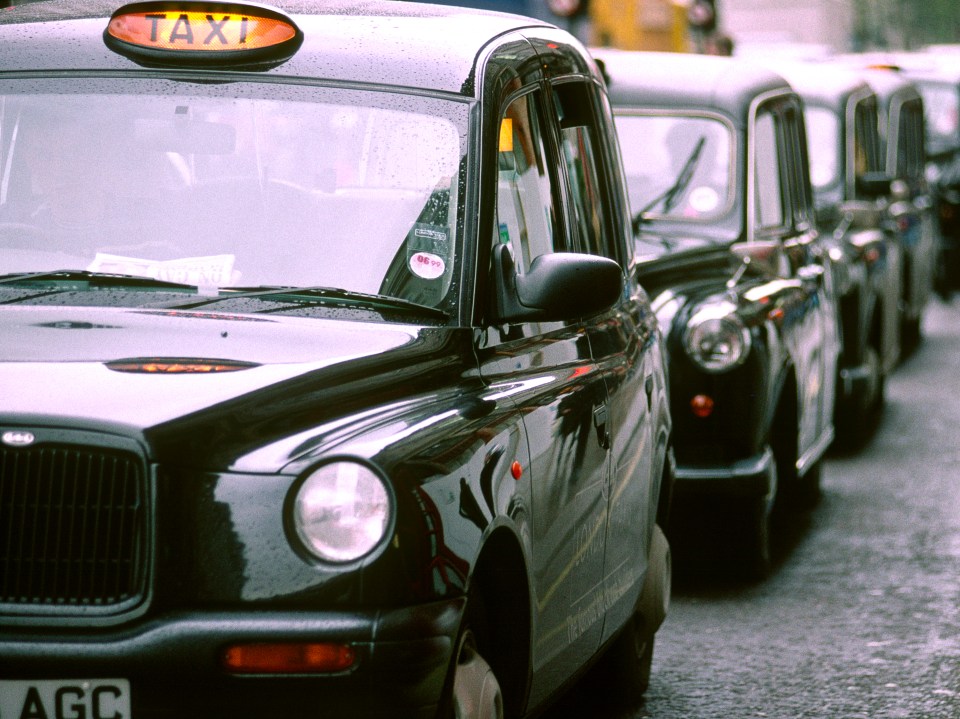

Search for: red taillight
xmin=690 ymin=394 xmax=714 ymax=419
xmin=222 ymin=642 xmax=356 ymax=674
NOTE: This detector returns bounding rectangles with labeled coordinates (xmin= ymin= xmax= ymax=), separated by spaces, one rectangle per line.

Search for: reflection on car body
xmin=774 ymin=62 xmax=902 ymax=449
xmin=0 ymin=3 xmax=672 ymax=718
xmin=594 ymin=49 xmax=839 ymax=578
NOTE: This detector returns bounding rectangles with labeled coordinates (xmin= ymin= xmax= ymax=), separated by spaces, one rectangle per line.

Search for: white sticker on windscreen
xmin=408 ymin=223 xmax=449 ymax=280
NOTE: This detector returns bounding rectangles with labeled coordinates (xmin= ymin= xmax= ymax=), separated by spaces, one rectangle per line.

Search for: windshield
xmin=0 ymin=79 xmax=468 ymax=316
xmin=614 ymin=113 xmax=733 ymax=223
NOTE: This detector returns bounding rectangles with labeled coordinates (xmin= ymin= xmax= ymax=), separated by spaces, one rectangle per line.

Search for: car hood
xmin=0 ymin=306 xmax=464 ymax=467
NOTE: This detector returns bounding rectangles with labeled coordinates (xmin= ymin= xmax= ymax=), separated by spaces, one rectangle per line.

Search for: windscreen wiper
xmin=631 ymin=136 xmax=706 ymax=234
xmin=0 ymin=269 xmax=198 ymax=291
xmin=158 ymin=285 xmax=450 ymax=320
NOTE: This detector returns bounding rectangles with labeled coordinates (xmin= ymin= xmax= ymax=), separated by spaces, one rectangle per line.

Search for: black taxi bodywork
xmin=593 ymin=49 xmax=839 ymax=578
xmin=896 ymin=57 xmax=960 ymax=294
xmin=851 ymin=67 xmax=938 ymax=353
xmin=0 ymin=3 xmax=672 ymax=718
xmin=775 ymin=62 xmax=902 ymax=449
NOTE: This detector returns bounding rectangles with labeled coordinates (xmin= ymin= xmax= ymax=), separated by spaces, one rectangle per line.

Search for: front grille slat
xmin=0 ymin=444 xmax=146 ymax=614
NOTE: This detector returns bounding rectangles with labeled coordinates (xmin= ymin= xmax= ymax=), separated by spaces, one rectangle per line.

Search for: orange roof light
xmin=104 ymin=2 xmax=303 ymax=67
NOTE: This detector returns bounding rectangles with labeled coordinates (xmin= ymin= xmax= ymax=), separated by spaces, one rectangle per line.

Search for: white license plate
xmin=0 ymin=679 xmax=131 ymax=719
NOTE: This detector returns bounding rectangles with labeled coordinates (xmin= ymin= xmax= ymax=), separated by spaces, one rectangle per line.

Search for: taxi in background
xmin=774 ymin=62 xmax=902 ymax=449
xmin=838 ymin=65 xmax=939 ymax=353
xmin=0 ymin=2 xmax=673 ymax=718
xmin=593 ymin=49 xmax=839 ymax=579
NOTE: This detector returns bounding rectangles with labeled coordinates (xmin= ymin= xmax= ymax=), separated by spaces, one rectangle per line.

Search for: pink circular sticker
xmin=409 ymin=251 xmax=446 ymax=280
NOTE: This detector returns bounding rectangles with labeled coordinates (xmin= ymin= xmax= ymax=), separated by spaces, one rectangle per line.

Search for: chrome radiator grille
xmin=0 ymin=444 xmax=146 ymax=613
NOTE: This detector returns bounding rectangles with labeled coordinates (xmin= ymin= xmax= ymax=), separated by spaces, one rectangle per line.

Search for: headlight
xmin=683 ymin=304 xmax=751 ymax=373
xmin=292 ymin=461 xmax=392 ymax=563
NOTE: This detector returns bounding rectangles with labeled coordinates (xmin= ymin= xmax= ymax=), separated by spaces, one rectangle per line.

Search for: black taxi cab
xmin=774 ymin=62 xmax=902 ymax=448
xmin=592 ymin=49 xmax=839 ymax=578
xmin=0 ymin=3 xmax=673 ymax=718
xmin=895 ymin=55 xmax=960 ymax=294
xmin=849 ymin=66 xmax=938 ymax=353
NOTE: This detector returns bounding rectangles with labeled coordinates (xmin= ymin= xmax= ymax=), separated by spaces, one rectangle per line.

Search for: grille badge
xmin=1 ymin=430 xmax=36 ymax=447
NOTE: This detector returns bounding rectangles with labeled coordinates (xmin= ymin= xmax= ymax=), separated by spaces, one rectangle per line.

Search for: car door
xmin=750 ymin=97 xmax=835 ymax=475
xmin=548 ymin=77 xmax=660 ymax=644
xmin=782 ymin=97 xmax=839 ymax=464
xmin=898 ymin=96 xmax=936 ymax=322
xmin=474 ymin=84 xmax=610 ymax=698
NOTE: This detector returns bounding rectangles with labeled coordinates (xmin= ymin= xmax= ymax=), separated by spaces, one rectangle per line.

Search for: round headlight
xmin=292 ymin=461 xmax=392 ymax=564
xmin=683 ymin=305 xmax=751 ymax=373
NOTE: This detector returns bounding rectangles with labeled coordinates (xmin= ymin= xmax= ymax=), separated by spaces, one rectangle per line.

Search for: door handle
xmin=593 ymin=403 xmax=610 ymax=450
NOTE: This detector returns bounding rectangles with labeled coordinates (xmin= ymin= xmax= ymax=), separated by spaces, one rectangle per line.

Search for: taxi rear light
xmin=104 ymin=1 xmax=303 ymax=68
xmin=222 ymin=642 xmax=356 ymax=674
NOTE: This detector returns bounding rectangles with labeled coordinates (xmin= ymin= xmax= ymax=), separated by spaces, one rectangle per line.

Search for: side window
xmin=753 ymin=110 xmax=784 ymax=230
xmin=552 ymin=82 xmax=612 ymax=259
xmin=495 ymin=90 xmax=563 ymax=275
xmin=784 ymin=104 xmax=813 ymax=227
xmin=905 ymin=102 xmax=925 ymax=183
xmin=853 ymin=98 xmax=882 ymax=199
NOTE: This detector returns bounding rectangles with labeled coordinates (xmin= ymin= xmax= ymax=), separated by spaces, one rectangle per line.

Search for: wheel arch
xmin=464 ymin=526 xmax=532 ymax=717
xmin=769 ymin=365 xmax=799 ymax=483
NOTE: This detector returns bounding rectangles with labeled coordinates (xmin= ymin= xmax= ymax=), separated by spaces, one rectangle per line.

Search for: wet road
xmin=546 ymin=295 xmax=960 ymax=719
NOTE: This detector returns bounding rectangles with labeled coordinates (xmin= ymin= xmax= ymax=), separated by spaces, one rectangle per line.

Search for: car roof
xmin=0 ymin=0 xmax=553 ymax=97
xmin=592 ymin=49 xmax=792 ymax=127
xmin=771 ymin=62 xmax=874 ymax=110
xmin=851 ymin=68 xmax=923 ymax=109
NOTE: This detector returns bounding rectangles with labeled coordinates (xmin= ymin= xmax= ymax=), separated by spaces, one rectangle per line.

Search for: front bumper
xmin=0 ymin=598 xmax=465 ymax=719
xmin=673 ymin=446 xmax=776 ymax=502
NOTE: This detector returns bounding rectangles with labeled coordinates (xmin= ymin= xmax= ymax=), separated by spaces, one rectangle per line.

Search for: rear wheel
xmin=587 ymin=613 xmax=655 ymax=707
xmin=742 ymin=495 xmax=773 ymax=580
xmin=451 ymin=629 xmax=503 ymax=719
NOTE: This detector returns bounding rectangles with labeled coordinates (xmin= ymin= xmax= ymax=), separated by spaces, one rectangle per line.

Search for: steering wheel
xmin=0 ymin=222 xmax=49 ymax=250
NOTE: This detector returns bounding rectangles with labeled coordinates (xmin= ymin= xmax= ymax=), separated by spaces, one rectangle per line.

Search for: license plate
xmin=0 ymin=679 xmax=131 ymax=719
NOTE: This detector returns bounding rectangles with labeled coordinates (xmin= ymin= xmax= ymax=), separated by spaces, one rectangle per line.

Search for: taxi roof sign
xmin=104 ymin=1 xmax=303 ymax=68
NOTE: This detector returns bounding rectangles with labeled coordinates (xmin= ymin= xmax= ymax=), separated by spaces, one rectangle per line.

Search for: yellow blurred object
xmin=591 ymin=0 xmax=691 ymax=52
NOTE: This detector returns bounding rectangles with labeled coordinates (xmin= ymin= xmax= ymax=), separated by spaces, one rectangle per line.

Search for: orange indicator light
xmin=222 ymin=642 xmax=356 ymax=674
xmin=690 ymin=394 xmax=714 ymax=418
xmin=511 ymin=461 xmax=523 ymax=480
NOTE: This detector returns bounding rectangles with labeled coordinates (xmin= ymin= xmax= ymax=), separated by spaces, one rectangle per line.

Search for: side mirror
xmin=491 ymin=245 xmax=623 ymax=323
xmin=856 ymin=172 xmax=892 ymax=199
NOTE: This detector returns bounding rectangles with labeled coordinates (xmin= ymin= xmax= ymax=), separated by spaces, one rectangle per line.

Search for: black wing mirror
xmin=490 ymin=244 xmax=623 ymax=324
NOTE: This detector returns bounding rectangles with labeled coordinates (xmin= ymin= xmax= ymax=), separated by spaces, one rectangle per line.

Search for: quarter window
xmin=553 ymin=82 xmax=610 ymax=258
xmin=495 ymin=90 xmax=562 ymax=274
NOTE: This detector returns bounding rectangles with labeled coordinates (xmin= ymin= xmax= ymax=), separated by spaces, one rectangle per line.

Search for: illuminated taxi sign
xmin=104 ymin=1 xmax=302 ymax=68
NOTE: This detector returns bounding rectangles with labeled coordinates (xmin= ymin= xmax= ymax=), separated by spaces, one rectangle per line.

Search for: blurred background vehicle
xmin=774 ymin=62 xmax=902 ymax=450
xmin=594 ymin=49 xmax=839 ymax=579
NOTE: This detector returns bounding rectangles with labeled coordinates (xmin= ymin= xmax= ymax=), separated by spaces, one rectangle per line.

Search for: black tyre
xmin=742 ymin=495 xmax=773 ymax=580
xmin=451 ymin=629 xmax=503 ymax=719
xmin=588 ymin=614 xmax=655 ymax=707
